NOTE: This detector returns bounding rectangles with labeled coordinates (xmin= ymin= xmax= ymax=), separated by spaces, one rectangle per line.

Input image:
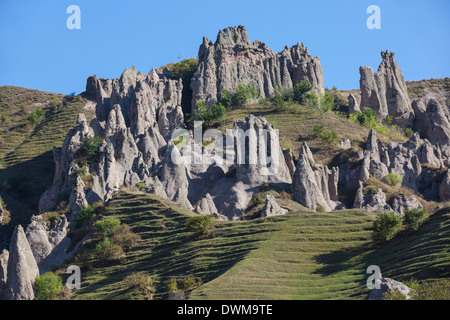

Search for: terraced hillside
xmin=67 ymin=190 xmax=450 ymax=300
xmin=0 ymin=86 xmax=87 ymax=246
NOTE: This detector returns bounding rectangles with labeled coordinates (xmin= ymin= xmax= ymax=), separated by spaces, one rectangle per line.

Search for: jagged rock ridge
xmin=191 ymin=25 xmax=324 ymax=108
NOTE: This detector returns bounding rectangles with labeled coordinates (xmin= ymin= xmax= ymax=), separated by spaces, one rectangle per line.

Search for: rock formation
xmin=261 ymin=194 xmax=288 ymax=217
xmin=4 ymin=225 xmax=39 ymax=300
xmin=359 ymin=51 xmax=414 ymax=127
xmin=25 ymin=215 xmax=71 ymax=273
xmin=0 ymin=249 xmax=8 ymax=287
xmin=348 ymin=93 xmax=360 ymax=114
xmin=191 ymin=25 xmax=324 ymax=108
xmin=412 ymin=96 xmax=450 ymax=159
xmin=195 ymin=193 xmax=218 ymax=215
xmin=292 ymin=142 xmax=342 ymax=211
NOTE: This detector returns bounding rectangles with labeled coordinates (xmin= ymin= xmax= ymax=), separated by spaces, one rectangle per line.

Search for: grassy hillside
xmin=0 ymin=86 xmax=87 ymax=247
xmin=66 ymin=190 xmax=449 ymax=300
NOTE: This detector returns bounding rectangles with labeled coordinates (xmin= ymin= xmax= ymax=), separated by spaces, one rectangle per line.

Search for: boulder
xmin=368 ymin=277 xmax=413 ymax=300
xmin=261 ymin=194 xmax=288 ymax=217
xmin=391 ymin=194 xmax=423 ymax=216
xmin=195 ymin=193 xmax=218 ymax=215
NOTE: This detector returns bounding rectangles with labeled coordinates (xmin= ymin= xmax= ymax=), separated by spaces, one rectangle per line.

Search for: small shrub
xmin=293 ymin=81 xmax=312 ymax=103
xmin=136 ymin=182 xmax=145 ymax=189
xmin=42 ymin=212 xmax=61 ymax=226
xmin=271 ymin=94 xmax=286 ymax=111
xmin=404 ymin=128 xmax=414 ymax=138
xmin=373 ymin=212 xmax=402 ymax=242
xmin=251 ymin=195 xmax=263 ymax=206
xmin=75 ymin=205 xmax=96 ymax=228
xmin=385 ymin=173 xmax=402 ymax=187
xmin=313 ymin=124 xmax=338 ymax=143
xmin=320 ymin=93 xmax=335 ymax=112
xmin=306 ymin=92 xmax=319 ymax=108
xmin=79 ymin=136 xmax=103 ymax=160
xmin=27 ymin=108 xmax=45 ymax=123
xmin=417 ymin=280 xmax=450 ymax=300
xmin=316 ymin=204 xmax=326 ymax=213
xmin=96 ymin=239 xmax=125 ymax=262
xmin=220 ymin=89 xmax=233 ymax=108
xmin=186 ymin=215 xmax=213 ymax=234
xmin=382 ymin=289 xmax=407 ymax=300
xmin=34 ymin=272 xmax=63 ymax=300
xmin=76 ymin=165 xmax=88 ymax=177
xmin=404 ymin=208 xmax=427 ymax=231
xmin=165 ymin=277 xmax=179 ymax=293
xmin=124 ymin=272 xmax=155 ymax=300
xmin=189 ymin=100 xmax=227 ymax=127
xmin=111 ymin=225 xmax=141 ymax=250
xmin=179 ymin=276 xmax=202 ymax=291
xmin=93 ymin=217 xmax=121 ymax=239
xmin=1 ymin=112 xmax=7 ymax=122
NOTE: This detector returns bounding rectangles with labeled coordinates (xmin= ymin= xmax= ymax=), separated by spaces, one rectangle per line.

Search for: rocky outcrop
xmin=195 ymin=193 xmax=218 ymax=215
xmin=191 ymin=25 xmax=324 ymax=108
xmin=391 ymin=194 xmax=423 ymax=216
xmin=261 ymin=194 xmax=288 ymax=217
xmin=4 ymin=225 xmax=39 ymax=300
xmin=292 ymin=143 xmax=342 ymax=211
xmin=157 ymin=141 xmax=192 ymax=209
xmin=412 ymin=96 xmax=450 ymax=159
xmin=440 ymin=169 xmax=450 ymax=202
xmin=340 ymin=127 xmax=448 ymax=209
xmin=360 ymin=51 xmax=414 ymax=127
xmin=348 ymin=93 xmax=360 ymax=114
xmin=0 ymin=249 xmax=8 ymax=287
xmin=368 ymin=277 xmax=413 ymax=300
xmin=25 ymin=215 xmax=71 ymax=273
xmin=354 ymin=183 xmax=392 ymax=213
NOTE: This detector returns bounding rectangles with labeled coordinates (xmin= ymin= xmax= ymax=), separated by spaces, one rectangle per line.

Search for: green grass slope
xmin=0 ymin=86 xmax=87 ymax=246
xmin=68 ymin=190 xmax=450 ymax=300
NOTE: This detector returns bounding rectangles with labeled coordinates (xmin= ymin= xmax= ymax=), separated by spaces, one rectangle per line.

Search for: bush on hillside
xmin=79 ymin=136 xmax=103 ymax=160
xmin=385 ymin=173 xmax=402 ymax=187
xmin=189 ymin=100 xmax=227 ymax=127
xmin=404 ymin=208 xmax=427 ymax=231
xmin=34 ymin=272 xmax=63 ymax=300
xmin=293 ymin=81 xmax=312 ymax=103
xmin=93 ymin=217 xmax=121 ymax=239
xmin=123 ymin=272 xmax=155 ymax=300
xmin=373 ymin=212 xmax=402 ymax=242
xmin=220 ymin=83 xmax=259 ymax=109
xmin=186 ymin=215 xmax=213 ymax=234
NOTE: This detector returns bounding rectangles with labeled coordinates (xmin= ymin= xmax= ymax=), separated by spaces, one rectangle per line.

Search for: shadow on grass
xmin=312 ymin=207 xmax=450 ymax=282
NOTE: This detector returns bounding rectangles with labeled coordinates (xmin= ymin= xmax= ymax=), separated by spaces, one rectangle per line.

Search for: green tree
xmin=404 ymin=208 xmax=427 ymax=231
xmin=385 ymin=173 xmax=402 ymax=187
xmin=94 ymin=217 xmax=121 ymax=238
xmin=373 ymin=212 xmax=402 ymax=242
xmin=293 ymin=81 xmax=312 ymax=103
xmin=34 ymin=272 xmax=63 ymax=300
xmin=186 ymin=215 xmax=213 ymax=234
xmin=80 ymin=136 xmax=103 ymax=159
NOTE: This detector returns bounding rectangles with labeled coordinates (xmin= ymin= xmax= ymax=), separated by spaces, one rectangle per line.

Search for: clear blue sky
xmin=0 ymin=0 xmax=449 ymax=95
